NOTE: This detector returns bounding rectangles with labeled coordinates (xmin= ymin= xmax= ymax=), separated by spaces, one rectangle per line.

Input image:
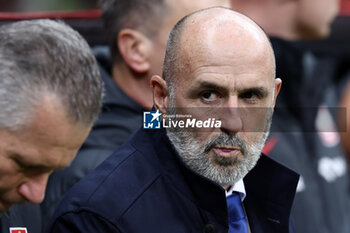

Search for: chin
xmin=313 ymin=25 xmax=331 ymax=39
xmin=322 ymin=27 xmax=331 ymax=38
xmin=298 ymin=23 xmax=331 ymax=40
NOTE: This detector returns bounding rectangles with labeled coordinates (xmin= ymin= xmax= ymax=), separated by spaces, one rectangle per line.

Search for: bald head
xmin=163 ymin=7 xmax=275 ymax=89
xmin=152 ymin=7 xmax=281 ymax=186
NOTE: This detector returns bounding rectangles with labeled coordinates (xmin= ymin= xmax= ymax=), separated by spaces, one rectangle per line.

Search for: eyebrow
xmin=192 ymin=81 xmax=229 ymax=93
xmin=11 ymin=153 xmax=52 ymax=171
xmin=191 ymin=81 xmax=269 ymax=97
xmin=238 ymin=87 xmax=269 ymax=98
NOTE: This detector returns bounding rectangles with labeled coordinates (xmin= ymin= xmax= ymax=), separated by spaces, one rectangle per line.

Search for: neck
xmin=112 ymin=63 xmax=153 ymax=109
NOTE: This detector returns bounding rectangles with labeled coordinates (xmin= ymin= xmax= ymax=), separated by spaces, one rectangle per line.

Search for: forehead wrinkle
xmin=185 ymin=56 xmax=273 ymax=85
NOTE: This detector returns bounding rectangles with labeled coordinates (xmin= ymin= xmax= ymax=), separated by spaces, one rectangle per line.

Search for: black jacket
xmin=47 ymin=129 xmax=299 ymax=233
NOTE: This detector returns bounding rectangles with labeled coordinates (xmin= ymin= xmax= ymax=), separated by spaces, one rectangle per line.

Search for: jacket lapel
xmin=244 ymin=155 xmax=299 ymax=233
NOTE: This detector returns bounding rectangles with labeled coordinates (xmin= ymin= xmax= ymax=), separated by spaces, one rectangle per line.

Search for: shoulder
xmin=245 ymin=154 xmax=299 ymax=191
xmin=49 ymin=132 xmax=162 ymax=228
xmin=244 ymin=154 xmax=299 ymax=211
xmin=48 ymin=210 xmax=121 ymax=233
xmin=243 ymin=155 xmax=299 ymax=232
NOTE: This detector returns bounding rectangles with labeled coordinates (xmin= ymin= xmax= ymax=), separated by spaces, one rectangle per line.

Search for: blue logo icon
xmin=143 ymin=110 xmax=161 ymax=129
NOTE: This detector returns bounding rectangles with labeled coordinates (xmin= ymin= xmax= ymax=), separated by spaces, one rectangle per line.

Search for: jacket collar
xmin=144 ymin=129 xmax=228 ymax=226
xmin=97 ymin=59 xmax=145 ymax=113
xmin=132 ymin=129 xmax=299 ymax=231
xmin=244 ymin=155 xmax=299 ymax=233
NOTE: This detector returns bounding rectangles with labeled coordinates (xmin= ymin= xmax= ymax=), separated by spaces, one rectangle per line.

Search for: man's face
xmin=148 ymin=0 xmax=230 ymax=77
xmin=0 ymin=95 xmax=90 ymax=214
xmin=166 ymin=100 xmax=272 ymax=186
xmin=162 ymin=18 xmax=280 ymax=186
xmin=296 ymin=0 xmax=339 ymax=39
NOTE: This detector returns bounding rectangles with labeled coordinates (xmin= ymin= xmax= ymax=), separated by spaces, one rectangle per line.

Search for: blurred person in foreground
xmin=231 ymin=0 xmax=350 ymax=232
xmin=47 ymin=7 xmax=299 ymax=233
xmin=0 ymin=19 xmax=103 ymax=232
xmin=41 ymin=0 xmax=230 ymax=226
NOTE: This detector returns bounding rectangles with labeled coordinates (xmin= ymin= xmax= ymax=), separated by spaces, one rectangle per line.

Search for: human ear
xmin=272 ymin=78 xmax=282 ymax=107
xmin=151 ymin=75 xmax=169 ymax=113
xmin=117 ymin=29 xmax=151 ymax=73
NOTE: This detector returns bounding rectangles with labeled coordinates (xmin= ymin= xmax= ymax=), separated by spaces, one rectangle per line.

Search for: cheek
xmin=242 ymin=132 xmax=265 ymax=146
xmin=173 ymin=95 xmax=191 ymax=109
xmin=54 ymin=149 xmax=79 ymax=170
xmin=0 ymin=170 xmax=22 ymax=193
xmin=312 ymin=0 xmax=338 ymax=24
xmin=329 ymin=0 xmax=340 ymax=19
xmin=297 ymin=2 xmax=324 ymax=28
xmin=241 ymin=108 xmax=271 ymax=132
xmin=196 ymin=132 xmax=215 ymax=145
xmin=318 ymin=0 xmax=338 ymax=22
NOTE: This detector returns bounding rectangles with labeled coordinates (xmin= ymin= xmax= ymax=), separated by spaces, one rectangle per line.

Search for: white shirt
xmin=225 ymin=179 xmax=246 ymax=201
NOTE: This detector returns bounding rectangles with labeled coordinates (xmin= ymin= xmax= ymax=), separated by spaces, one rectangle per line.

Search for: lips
xmin=212 ymin=146 xmax=240 ymax=158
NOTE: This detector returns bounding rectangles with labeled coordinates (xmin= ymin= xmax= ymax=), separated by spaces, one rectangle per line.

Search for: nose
xmin=17 ymin=174 xmax=49 ymax=204
xmin=219 ymin=96 xmax=243 ymax=135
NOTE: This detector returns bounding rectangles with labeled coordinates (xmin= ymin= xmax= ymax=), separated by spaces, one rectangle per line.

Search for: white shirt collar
xmin=225 ymin=179 xmax=246 ymax=201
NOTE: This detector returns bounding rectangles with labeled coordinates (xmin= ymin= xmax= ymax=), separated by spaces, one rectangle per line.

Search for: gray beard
xmin=165 ymin=97 xmax=272 ymax=186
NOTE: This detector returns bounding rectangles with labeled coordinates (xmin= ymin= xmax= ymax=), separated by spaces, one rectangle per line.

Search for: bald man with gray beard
xmin=48 ymin=7 xmax=299 ymax=233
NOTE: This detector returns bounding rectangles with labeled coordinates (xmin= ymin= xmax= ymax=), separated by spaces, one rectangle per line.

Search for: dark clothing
xmin=47 ymin=129 xmax=299 ymax=233
xmin=41 ymin=47 xmax=145 ymax=230
xmin=0 ymin=203 xmax=42 ymax=233
xmin=82 ymin=46 xmax=145 ymax=151
xmin=265 ymin=38 xmax=350 ymax=233
xmin=59 ymin=46 xmax=144 ymax=177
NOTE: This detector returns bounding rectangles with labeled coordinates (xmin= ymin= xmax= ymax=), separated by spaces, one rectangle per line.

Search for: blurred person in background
xmin=41 ymin=0 xmax=230 ymax=229
xmin=0 ymin=19 xmax=103 ymax=232
xmin=231 ymin=0 xmax=350 ymax=232
xmin=0 ymin=0 xmax=98 ymax=12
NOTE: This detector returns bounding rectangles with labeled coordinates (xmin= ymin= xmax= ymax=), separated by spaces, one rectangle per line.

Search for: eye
xmin=241 ymin=91 xmax=255 ymax=99
xmin=201 ymin=91 xmax=220 ymax=102
xmin=239 ymin=91 xmax=260 ymax=103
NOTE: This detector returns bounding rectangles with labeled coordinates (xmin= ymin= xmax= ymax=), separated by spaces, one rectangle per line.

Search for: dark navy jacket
xmin=47 ymin=129 xmax=299 ymax=233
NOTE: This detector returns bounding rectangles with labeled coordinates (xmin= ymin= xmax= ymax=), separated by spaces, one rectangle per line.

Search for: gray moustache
xmin=204 ymin=134 xmax=247 ymax=155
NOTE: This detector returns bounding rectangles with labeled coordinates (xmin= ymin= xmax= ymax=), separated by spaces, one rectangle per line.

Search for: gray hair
xmin=99 ymin=0 xmax=169 ymax=63
xmin=0 ymin=19 xmax=103 ymax=130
